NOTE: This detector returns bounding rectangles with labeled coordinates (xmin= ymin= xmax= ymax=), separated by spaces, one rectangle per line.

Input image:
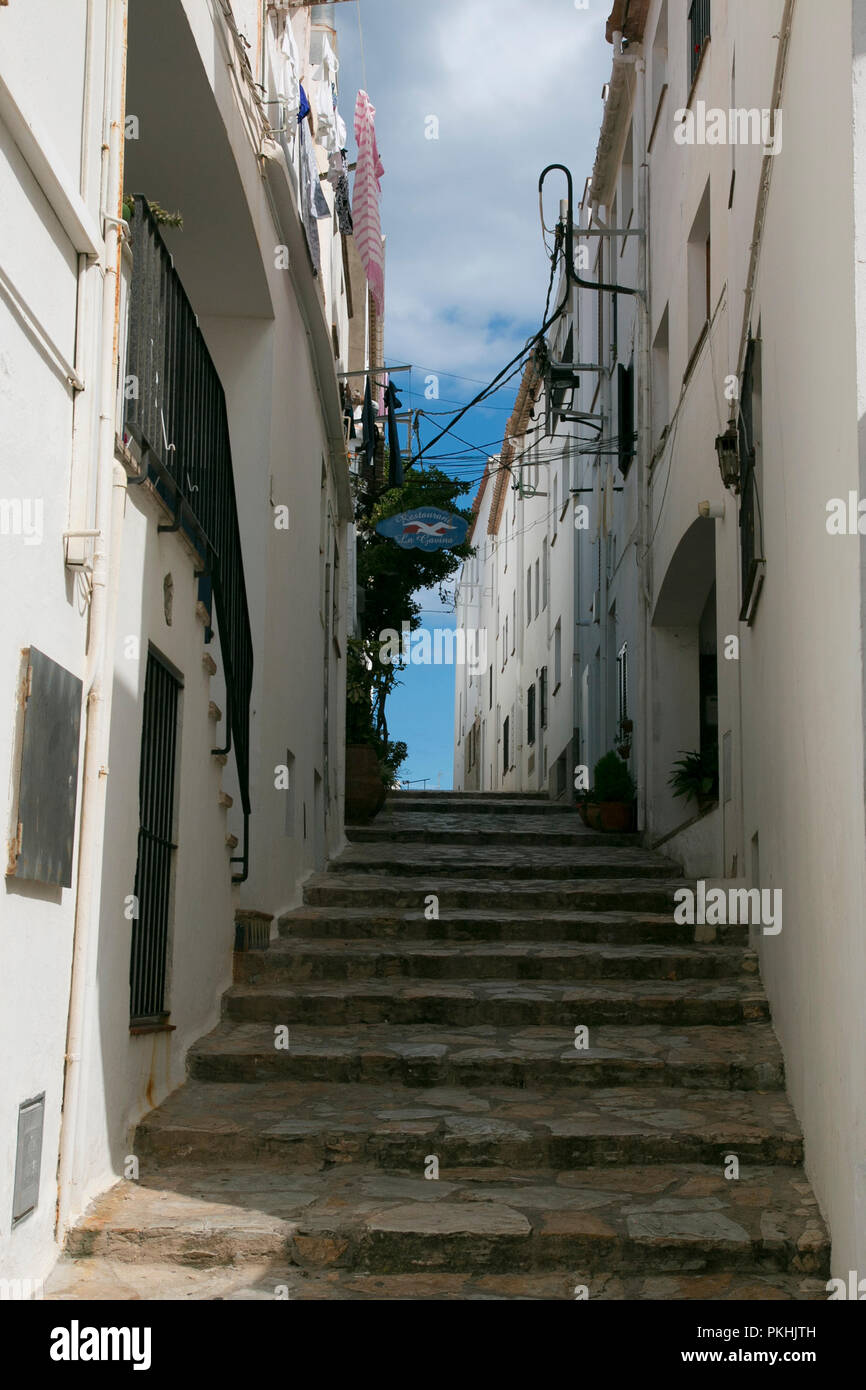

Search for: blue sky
xmin=333 ymin=0 xmax=613 ymax=786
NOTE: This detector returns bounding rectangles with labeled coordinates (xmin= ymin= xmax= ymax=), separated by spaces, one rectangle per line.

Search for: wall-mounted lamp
xmin=714 ymin=424 xmax=741 ymax=492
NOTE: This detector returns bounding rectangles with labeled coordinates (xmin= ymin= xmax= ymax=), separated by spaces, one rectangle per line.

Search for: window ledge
xmin=130 ymin=1020 xmax=176 ymax=1037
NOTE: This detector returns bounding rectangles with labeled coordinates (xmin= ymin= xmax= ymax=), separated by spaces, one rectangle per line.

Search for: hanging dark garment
xmin=298 ymin=121 xmax=321 ymax=274
xmin=361 ymin=375 xmax=377 ymax=473
xmin=386 ymin=380 xmax=404 ymax=487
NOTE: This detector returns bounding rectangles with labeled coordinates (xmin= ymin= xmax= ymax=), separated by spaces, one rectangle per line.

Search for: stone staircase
xmin=46 ymin=792 xmax=830 ymax=1301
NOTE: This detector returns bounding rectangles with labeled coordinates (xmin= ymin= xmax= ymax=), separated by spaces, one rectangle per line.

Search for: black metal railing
xmin=688 ymin=0 xmax=711 ymax=86
xmin=130 ymin=650 xmax=180 ymax=1022
xmin=123 ymin=196 xmax=253 ymax=879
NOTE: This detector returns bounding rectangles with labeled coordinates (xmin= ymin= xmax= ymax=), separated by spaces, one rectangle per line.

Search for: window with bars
xmin=129 ymin=650 xmax=181 ymax=1025
xmin=617 ymin=642 xmax=629 ymax=731
xmin=688 ymin=0 xmax=711 ymax=87
xmin=739 ymin=335 xmax=764 ymax=620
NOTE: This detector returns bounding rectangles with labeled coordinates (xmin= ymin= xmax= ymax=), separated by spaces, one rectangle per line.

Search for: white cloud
xmin=336 ymin=0 xmax=612 ymax=388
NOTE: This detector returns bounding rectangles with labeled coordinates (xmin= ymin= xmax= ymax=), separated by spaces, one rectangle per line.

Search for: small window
xmin=527 ymin=684 xmax=536 ymax=746
xmin=534 ymin=559 xmax=540 ymax=619
xmin=488 ymin=664 xmax=493 ymax=710
xmin=616 ymin=643 xmax=629 ymax=732
xmin=503 ymin=714 xmax=510 ymax=773
xmin=542 ymin=540 xmax=549 ymax=609
xmin=526 ymin=566 xmax=532 ymax=623
xmin=540 ymin=667 xmax=548 ymax=730
xmin=554 ymin=619 xmax=562 ymax=689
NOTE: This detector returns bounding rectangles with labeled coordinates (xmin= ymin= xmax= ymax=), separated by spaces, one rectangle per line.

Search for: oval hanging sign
xmin=375 ymin=507 xmax=469 ymax=550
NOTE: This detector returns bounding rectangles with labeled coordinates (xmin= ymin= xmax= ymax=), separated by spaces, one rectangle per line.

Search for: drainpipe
xmin=56 ymin=0 xmax=128 ymax=1242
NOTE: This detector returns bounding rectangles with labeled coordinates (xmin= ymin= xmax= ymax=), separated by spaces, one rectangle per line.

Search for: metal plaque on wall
xmin=11 ymin=648 xmax=83 ymax=887
xmin=12 ymin=1093 xmax=45 ymax=1225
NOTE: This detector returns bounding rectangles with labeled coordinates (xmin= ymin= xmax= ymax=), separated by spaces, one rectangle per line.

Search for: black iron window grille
xmin=123 ymin=196 xmax=253 ymax=880
xmin=130 ymin=650 xmax=180 ymax=1024
xmin=738 ymin=336 xmax=762 ymax=619
xmin=688 ymin=0 xmax=711 ymax=87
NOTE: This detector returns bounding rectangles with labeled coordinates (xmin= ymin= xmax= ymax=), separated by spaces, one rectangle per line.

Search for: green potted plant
xmin=593 ymin=750 xmax=636 ymax=831
xmin=668 ymin=746 xmax=718 ymax=814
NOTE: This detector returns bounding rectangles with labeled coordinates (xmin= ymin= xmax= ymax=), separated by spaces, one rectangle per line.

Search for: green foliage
xmin=593 ymin=750 xmax=636 ymax=802
xmin=123 ymin=195 xmax=183 ymax=228
xmin=668 ymin=747 xmax=718 ymax=804
xmin=348 ymin=463 xmax=474 ymax=783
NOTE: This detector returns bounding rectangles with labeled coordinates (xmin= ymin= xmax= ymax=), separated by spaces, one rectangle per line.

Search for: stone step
xmin=327 ymin=844 xmax=680 ymax=880
xmin=378 ymin=797 xmax=578 ymax=816
xmin=236 ymin=939 xmax=756 ymax=985
xmin=44 ymin=1259 xmax=830 ymax=1301
xmin=134 ymin=1078 xmax=805 ymax=1170
xmin=348 ymin=822 xmax=639 ymax=848
xmin=222 ymin=978 xmax=769 ymax=1029
xmin=278 ymin=907 xmax=748 ymax=947
xmin=389 ymin=791 xmax=550 ymax=802
xmin=302 ymin=875 xmax=688 ymax=914
xmin=60 ymin=1163 xmax=829 ymax=1277
xmin=187 ymin=1020 xmax=786 ymax=1090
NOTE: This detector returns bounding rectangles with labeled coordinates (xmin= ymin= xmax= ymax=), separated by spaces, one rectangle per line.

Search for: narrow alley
xmin=46 ymin=793 xmax=828 ymax=1300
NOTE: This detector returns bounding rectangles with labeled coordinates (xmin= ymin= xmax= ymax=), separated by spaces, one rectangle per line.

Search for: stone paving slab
xmin=135 ymin=1078 xmax=804 ymax=1169
xmin=236 ymin=938 xmax=755 ymax=984
xmin=188 ymin=1019 xmax=786 ymax=1090
xmin=278 ymin=907 xmax=748 ymax=946
xmin=44 ymin=1260 xmax=830 ymax=1300
xmin=58 ymin=1163 xmax=829 ymax=1276
xmin=223 ymin=976 xmax=769 ymax=1028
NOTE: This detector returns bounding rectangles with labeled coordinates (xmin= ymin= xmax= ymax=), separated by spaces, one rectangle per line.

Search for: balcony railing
xmin=123 ymin=196 xmax=253 ymax=880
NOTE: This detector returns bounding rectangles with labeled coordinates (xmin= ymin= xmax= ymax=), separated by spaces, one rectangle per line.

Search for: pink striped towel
xmin=352 ymin=90 xmax=385 ymax=316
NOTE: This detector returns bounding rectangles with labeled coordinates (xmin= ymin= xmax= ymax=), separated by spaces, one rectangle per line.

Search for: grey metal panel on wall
xmin=12 ymin=647 xmax=83 ymax=887
xmin=12 ymin=1093 xmax=45 ymax=1225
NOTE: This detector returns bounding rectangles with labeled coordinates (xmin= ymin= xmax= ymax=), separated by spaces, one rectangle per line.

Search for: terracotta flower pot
xmin=585 ymin=803 xmax=603 ymax=831
xmin=345 ymin=744 xmax=387 ymax=824
xmin=599 ymin=800 xmax=633 ymax=832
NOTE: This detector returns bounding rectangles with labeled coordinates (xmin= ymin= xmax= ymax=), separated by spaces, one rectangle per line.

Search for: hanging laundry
xmin=274 ymin=12 xmax=301 ymax=124
xmin=352 ymin=91 xmax=385 ymax=317
xmin=360 ymin=375 xmax=377 ymax=473
xmin=298 ymin=82 xmax=310 ymax=125
xmin=298 ymin=120 xmax=321 ymax=274
xmin=328 ymin=150 xmax=354 ymax=234
xmin=313 ymin=33 xmax=340 ymax=86
xmin=385 ymin=380 xmax=404 ymax=487
xmin=316 ymin=85 xmax=347 ymax=155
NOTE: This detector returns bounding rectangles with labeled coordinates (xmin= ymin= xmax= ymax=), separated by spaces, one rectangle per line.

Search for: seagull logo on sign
xmin=375 ymin=507 xmax=468 ymax=551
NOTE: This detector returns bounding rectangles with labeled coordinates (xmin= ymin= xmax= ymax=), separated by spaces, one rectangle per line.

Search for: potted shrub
xmin=593 ymin=750 xmax=636 ymax=831
xmin=668 ymin=746 xmax=719 ymax=814
xmin=576 ymin=788 xmax=602 ymax=829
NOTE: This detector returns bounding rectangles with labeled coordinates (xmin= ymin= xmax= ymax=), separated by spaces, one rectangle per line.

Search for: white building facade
xmin=455 ymin=0 xmax=866 ymax=1276
xmin=0 ymin=0 xmax=373 ymax=1288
